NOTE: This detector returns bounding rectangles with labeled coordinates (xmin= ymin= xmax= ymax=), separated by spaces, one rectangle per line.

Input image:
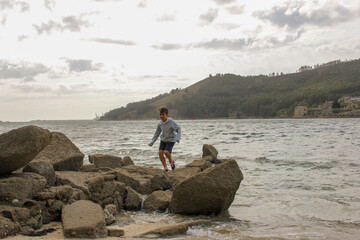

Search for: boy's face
xmin=160 ymin=112 xmax=168 ymax=122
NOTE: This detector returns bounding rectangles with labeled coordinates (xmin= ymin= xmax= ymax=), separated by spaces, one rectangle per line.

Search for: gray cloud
xmin=63 ymin=59 xmax=103 ymax=72
xmin=23 ymin=76 xmax=36 ymax=82
xmin=0 ymin=0 xmax=29 ymax=12
xmin=226 ymin=5 xmax=245 ymax=15
xmin=89 ymin=38 xmax=137 ymax=46
xmin=151 ymin=43 xmax=183 ymax=51
xmin=0 ymin=60 xmax=49 ymax=79
xmin=44 ymin=0 xmax=55 ymax=11
xmin=156 ymin=14 xmax=176 ymax=22
xmin=215 ymin=23 xmax=241 ymax=30
xmin=194 ymin=38 xmax=254 ymax=50
xmin=212 ymin=0 xmax=237 ymax=5
xmin=261 ymin=28 xmax=305 ymax=48
xmin=1 ymin=14 xmax=6 ymax=26
xmin=138 ymin=0 xmax=147 ymax=8
xmin=17 ymin=35 xmax=28 ymax=41
xmin=199 ymin=8 xmax=218 ymax=25
xmin=255 ymin=1 xmax=360 ymax=29
xmin=33 ymin=15 xmax=91 ymax=35
xmin=11 ymin=84 xmax=51 ymax=93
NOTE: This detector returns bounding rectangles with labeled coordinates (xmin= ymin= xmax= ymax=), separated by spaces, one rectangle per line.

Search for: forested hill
xmin=100 ymin=58 xmax=360 ymax=120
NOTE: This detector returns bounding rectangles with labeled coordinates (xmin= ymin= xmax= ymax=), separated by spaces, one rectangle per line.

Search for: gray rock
xmin=32 ymin=132 xmax=84 ymax=171
xmin=80 ymin=164 xmax=96 ymax=172
xmin=121 ymin=156 xmax=134 ymax=166
xmin=0 ymin=125 xmax=52 ymax=175
xmin=144 ymin=190 xmax=172 ymax=212
xmin=169 ymin=159 xmax=243 ymax=215
xmin=0 ymin=172 xmax=47 ymax=202
xmin=88 ymin=154 xmax=122 ymax=169
xmin=166 ymin=167 xmax=201 ymax=188
xmin=0 ymin=215 xmax=20 ymax=238
xmin=107 ymin=226 xmax=124 ymax=237
xmin=62 ymin=200 xmax=108 ymax=238
xmin=104 ymin=204 xmax=117 ymax=225
xmin=115 ymin=165 xmax=171 ymax=194
xmin=124 ymin=187 xmax=142 ymax=211
xmin=185 ymin=156 xmax=212 ymax=171
xmin=202 ymin=144 xmax=218 ymax=162
xmin=55 ymin=171 xmax=95 ymax=197
xmin=23 ymin=161 xmax=55 ymax=186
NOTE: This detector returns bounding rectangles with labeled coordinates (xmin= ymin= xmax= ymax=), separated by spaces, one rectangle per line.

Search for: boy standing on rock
xmin=148 ymin=106 xmax=181 ymax=172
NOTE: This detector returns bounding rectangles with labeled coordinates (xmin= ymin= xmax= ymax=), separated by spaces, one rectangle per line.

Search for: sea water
xmin=1 ymin=119 xmax=360 ymax=239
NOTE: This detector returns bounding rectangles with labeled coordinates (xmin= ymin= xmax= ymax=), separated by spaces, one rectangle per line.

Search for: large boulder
xmin=23 ymin=161 xmax=55 ymax=186
xmin=0 ymin=125 xmax=52 ymax=175
xmin=144 ymin=190 xmax=172 ymax=212
xmin=185 ymin=156 xmax=212 ymax=171
xmin=0 ymin=172 xmax=47 ymax=202
xmin=115 ymin=165 xmax=171 ymax=194
xmin=62 ymin=200 xmax=108 ymax=238
xmin=32 ymin=132 xmax=84 ymax=171
xmin=0 ymin=215 xmax=20 ymax=238
xmin=124 ymin=187 xmax=142 ymax=211
xmin=169 ymin=159 xmax=243 ymax=215
xmin=166 ymin=167 xmax=201 ymax=188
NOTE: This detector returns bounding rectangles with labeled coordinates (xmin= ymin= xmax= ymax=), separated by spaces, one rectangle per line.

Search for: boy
xmin=148 ymin=106 xmax=181 ymax=172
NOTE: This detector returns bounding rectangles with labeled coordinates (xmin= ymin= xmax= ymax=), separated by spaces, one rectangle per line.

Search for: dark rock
xmin=0 ymin=215 xmax=20 ymax=238
xmin=23 ymin=161 xmax=55 ymax=186
xmin=124 ymin=187 xmax=142 ymax=211
xmin=32 ymin=132 xmax=84 ymax=171
xmin=88 ymin=154 xmax=122 ymax=169
xmin=166 ymin=167 xmax=201 ymax=188
xmin=0 ymin=125 xmax=52 ymax=175
xmin=62 ymin=200 xmax=107 ymax=238
xmin=115 ymin=165 xmax=171 ymax=194
xmin=0 ymin=172 xmax=47 ymax=202
xmin=144 ymin=190 xmax=172 ymax=212
xmin=80 ymin=164 xmax=96 ymax=172
xmin=170 ymin=159 xmax=243 ymax=215
xmin=48 ymin=185 xmax=73 ymax=203
xmin=121 ymin=156 xmax=134 ymax=166
xmin=55 ymin=171 xmax=94 ymax=197
xmin=104 ymin=204 xmax=117 ymax=225
xmin=42 ymin=199 xmax=64 ymax=223
xmin=202 ymin=144 xmax=218 ymax=162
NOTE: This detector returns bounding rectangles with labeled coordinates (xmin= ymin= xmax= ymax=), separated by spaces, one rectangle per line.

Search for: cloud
xmin=17 ymin=35 xmax=28 ymax=41
xmin=256 ymin=28 xmax=305 ymax=48
xmin=138 ymin=0 xmax=146 ymax=8
xmin=10 ymin=84 xmax=52 ymax=93
xmin=156 ymin=13 xmax=176 ymax=22
xmin=33 ymin=15 xmax=91 ymax=35
xmin=151 ymin=43 xmax=183 ymax=51
xmin=1 ymin=14 xmax=6 ymax=26
xmin=89 ymin=38 xmax=137 ymax=46
xmin=254 ymin=1 xmax=360 ymax=29
xmin=214 ymin=23 xmax=241 ymax=30
xmin=194 ymin=38 xmax=254 ymax=50
xmin=44 ymin=0 xmax=55 ymax=11
xmin=211 ymin=0 xmax=237 ymax=5
xmin=226 ymin=5 xmax=245 ymax=15
xmin=23 ymin=76 xmax=36 ymax=82
xmin=0 ymin=60 xmax=49 ymax=79
xmin=199 ymin=8 xmax=219 ymax=25
xmin=0 ymin=0 xmax=29 ymax=12
xmin=63 ymin=59 xmax=103 ymax=72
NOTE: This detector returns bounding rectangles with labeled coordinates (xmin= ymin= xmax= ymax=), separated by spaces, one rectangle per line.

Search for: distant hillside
xmin=100 ymin=58 xmax=360 ymax=120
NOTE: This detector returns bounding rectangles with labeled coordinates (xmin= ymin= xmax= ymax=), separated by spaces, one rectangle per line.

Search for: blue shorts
xmin=159 ymin=141 xmax=175 ymax=153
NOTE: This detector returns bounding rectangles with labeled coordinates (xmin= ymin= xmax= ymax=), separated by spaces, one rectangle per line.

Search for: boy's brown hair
xmin=158 ymin=106 xmax=168 ymax=115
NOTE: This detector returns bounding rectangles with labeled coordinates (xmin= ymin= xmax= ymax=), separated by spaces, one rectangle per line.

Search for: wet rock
xmin=0 ymin=125 xmax=52 ymax=175
xmin=48 ymin=185 xmax=73 ymax=203
xmin=202 ymin=144 xmax=218 ymax=162
xmin=62 ymin=200 xmax=107 ymax=238
xmin=170 ymin=159 xmax=243 ymax=215
xmin=134 ymin=220 xmax=211 ymax=238
xmin=104 ymin=204 xmax=117 ymax=225
xmin=0 ymin=172 xmax=47 ymax=202
xmin=80 ymin=163 xmax=96 ymax=172
xmin=0 ymin=215 xmax=20 ymax=238
xmin=121 ymin=156 xmax=134 ymax=166
xmin=23 ymin=161 xmax=55 ymax=186
xmin=32 ymin=132 xmax=84 ymax=171
xmin=166 ymin=167 xmax=201 ymax=188
xmin=115 ymin=165 xmax=171 ymax=194
xmin=185 ymin=156 xmax=212 ymax=171
xmin=124 ymin=187 xmax=142 ymax=211
xmin=42 ymin=199 xmax=64 ymax=223
xmin=144 ymin=190 xmax=172 ymax=212
xmin=89 ymin=154 xmax=122 ymax=169
xmin=107 ymin=226 xmax=124 ymax=237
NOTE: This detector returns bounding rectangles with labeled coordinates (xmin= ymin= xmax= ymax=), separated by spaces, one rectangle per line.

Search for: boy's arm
xmin=148 ymin=124 xmax=161 ymax=146
xmin=173 ymin=121 xmax=181 ymax=143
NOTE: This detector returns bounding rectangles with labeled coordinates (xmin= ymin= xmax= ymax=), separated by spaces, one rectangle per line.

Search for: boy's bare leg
xmin=159 ymin=150 xmax=169 ymax=170
xmin=164 ymin=150 xmax=174 ymax=165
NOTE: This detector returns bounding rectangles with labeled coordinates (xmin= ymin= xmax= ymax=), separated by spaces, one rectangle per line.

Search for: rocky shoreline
xmin=0 ymin=125 xmax=243 ymax=239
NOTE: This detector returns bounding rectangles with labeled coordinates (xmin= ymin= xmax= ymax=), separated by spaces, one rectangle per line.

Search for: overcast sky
xmin=1 ymin=0 xmax=360 ymax=121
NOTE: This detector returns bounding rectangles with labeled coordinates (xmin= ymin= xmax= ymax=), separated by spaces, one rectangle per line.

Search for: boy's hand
xmin=148 ymin=143 xmax=153 ymax=146
xmin=176 ymin=140 xmax=180 ymax=143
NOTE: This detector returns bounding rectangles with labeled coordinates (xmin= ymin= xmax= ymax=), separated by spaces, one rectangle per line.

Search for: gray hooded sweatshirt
xmin=148 ymin=117 xmax=181 ymax=146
